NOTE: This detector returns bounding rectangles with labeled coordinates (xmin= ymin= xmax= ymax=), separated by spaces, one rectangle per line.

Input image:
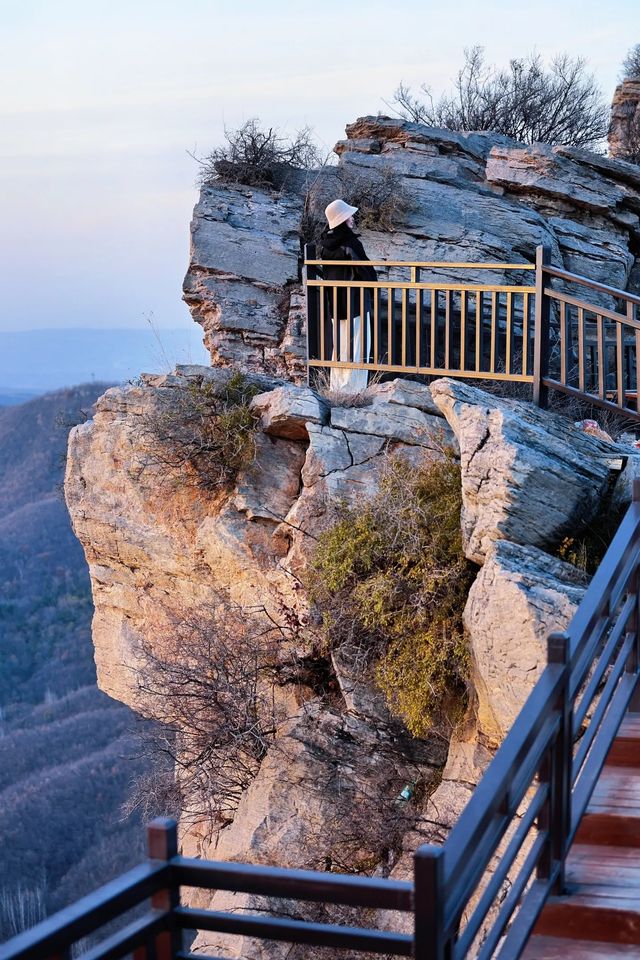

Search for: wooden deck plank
xmin=523 ymin=934 xmax=640 ymax=958
xmin=529 ymin=713 xmax=640 ymax=953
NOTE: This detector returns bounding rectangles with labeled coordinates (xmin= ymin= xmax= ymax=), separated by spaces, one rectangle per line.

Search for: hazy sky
xmin=1 ymin=0 xmax=637 ymax=334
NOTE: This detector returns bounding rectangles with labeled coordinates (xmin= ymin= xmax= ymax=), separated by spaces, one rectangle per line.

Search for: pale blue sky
xmin=0 ymin=0 xmax=637 ymax=334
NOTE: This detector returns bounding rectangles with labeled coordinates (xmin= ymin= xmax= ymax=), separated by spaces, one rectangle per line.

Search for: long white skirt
xmin=330 ymin=313 xmax=370 ymax=393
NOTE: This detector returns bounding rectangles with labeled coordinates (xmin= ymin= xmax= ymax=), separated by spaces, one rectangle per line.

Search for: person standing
xmin=319 ymin=199 xmax=377 ymax=391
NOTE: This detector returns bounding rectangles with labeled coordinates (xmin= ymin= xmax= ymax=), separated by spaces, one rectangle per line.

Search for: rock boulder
xmin=430 ymin=377 xmax=617 ymax=564
xmin=464 ymin=540 xmax=587 ymax=743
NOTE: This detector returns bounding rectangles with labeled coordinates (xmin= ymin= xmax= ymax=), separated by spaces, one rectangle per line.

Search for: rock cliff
xmin=183 ymin=115 xmax=640 ymax=376
xmin=65 ymin=368 xmax=628 ymax=957
xmin=64 ymin=114 xmax=640 ymax=957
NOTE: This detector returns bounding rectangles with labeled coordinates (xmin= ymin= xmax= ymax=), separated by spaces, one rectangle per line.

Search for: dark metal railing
xmin=303 ymin=243 xmax=640 ymax=422
xmin=2 ymin=497 xmax=640 ymax=958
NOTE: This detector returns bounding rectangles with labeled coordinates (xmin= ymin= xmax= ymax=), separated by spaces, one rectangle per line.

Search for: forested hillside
xmin=0 ymin=386 xmax=151 ymax=941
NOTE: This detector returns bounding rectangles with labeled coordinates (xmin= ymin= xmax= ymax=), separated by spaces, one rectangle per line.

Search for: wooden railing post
xmin=134 ymin=818 xmax=180 ymax=960
xmin=533 ymin=245 xmax=551 ymax=409
xmin=414 ymin=845 xmax=449 ymax=959
xmin=540 ymin=631 xmax=572 ymax=894
xmin=303 ymin=243 xmax=318 ymax=385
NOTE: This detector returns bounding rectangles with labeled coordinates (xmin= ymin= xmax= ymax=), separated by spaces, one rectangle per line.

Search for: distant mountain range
xmin=0 ymin=389 xmax=40 ymax=407
xmin=0 ymin=385 xmax=153 ymax=941
xmin=0 ymin=327 xmax=209 ymax=395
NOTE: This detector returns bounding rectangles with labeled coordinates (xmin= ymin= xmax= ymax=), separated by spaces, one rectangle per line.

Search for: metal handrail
xmin=305 ymin=259 xmax=535 ymax=270
xmin=303 ymin=243 xmax=640 ymax=422
xmin=413 ymin=481 xmax=640 ymax=958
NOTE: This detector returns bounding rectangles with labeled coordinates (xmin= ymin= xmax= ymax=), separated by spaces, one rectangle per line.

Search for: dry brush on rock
xmin=308 ymin=450 xmax=477 ymax=738
xmin=129 ymin=596 xmax=303 ymax=828
xmin=137 ymin=370 xmax=261 ymax=493
xmin=194 ymin=118 xmax=321 ymax=191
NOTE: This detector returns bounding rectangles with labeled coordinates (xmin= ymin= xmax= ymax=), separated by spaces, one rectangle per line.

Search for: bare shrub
xmin=132 ymin=598 xmax=301 ymax=827
xmin=392 ymin=46 xmax=608 ymax=148
xmin=622 ymin=43 xmax=640 ymax=80
xmin=138 ymin=371 xmax=259 ymax=492
xmin=303 ymin=164 xmax=413 ymax=244
xmin=339 ymin=165 xmax=413 ymax=231
xmin=194 ymin=118 xmax=321 ymax=191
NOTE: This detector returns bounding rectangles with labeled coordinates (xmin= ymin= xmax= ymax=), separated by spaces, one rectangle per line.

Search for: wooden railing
xmin=304 ymin=243 xmax=640 ymax=421
xmin=2 ymin=493 xmax=640 ymax=958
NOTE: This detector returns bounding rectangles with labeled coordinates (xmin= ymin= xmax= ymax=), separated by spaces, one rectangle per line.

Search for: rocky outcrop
xmin=65 ymin=365 xmax=636 ymax=958
xmin=183 ymin=116 xmax=640 ymax=375
xmin=609 ymin=79 xmax=640 ymax=163
xmin=430 ymin=377 xmax=619 ymax=564
xmin=64 ymin=370 xmax=449 ymax=706
xmin=464 ymin=540 xmax=587 ymax=743
xmin=185 ymin=700 xmax=445 ymax=957
xmin=182 ymin=184 xmax=307 ymax=379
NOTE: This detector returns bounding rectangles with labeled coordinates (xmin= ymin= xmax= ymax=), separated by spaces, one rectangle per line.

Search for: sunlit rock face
xmin=64 ymin=370 xmax=449 ymax=709
xmin=65 ymin=112 xmax=640 ymax=957
xmin=183 ymin=115 xmax=640 ymax=378
xmin=66 ymin=366 xmax=629 ymax=958
xmin=430 ymin=377 xmax=617 ymax=565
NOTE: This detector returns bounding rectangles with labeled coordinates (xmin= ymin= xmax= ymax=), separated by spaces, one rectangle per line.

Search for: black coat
xmin=319 ymin=223 xmax=377 ymax=322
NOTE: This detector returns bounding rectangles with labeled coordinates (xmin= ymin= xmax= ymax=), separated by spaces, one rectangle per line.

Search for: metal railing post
xmin=533 ymin=245 xmax=551 ymax=409
xmin=136 ymin=818 xmax=180 ymax=960
xmin=414 ymin=845 xmax=449 ymax=959
xmin=303 ymin=243 xmax=318 ymax=386
xmin=541 ymin=631 xmax=572 ymax=894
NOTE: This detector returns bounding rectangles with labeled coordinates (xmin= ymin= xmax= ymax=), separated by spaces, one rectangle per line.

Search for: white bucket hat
xmin=325 ymin=198 xmax=358 ymax=230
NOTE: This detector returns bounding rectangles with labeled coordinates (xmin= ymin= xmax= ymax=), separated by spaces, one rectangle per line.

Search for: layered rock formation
xmin=64 ymin=113 xmax=640 ymax=957
xmin=183 ymin=115 xmax=640 ymax=375
xmin=65 ymin=365 xmax=627 ymax=957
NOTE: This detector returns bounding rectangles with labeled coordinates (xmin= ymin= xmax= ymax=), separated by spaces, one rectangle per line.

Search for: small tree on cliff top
xmin=392 ymin=46 xmax=608 ymax=148
xmin=195 ymin=118 xmax=321 ymax=190
xmin=622 ymin=44 xmax=640 ymax=80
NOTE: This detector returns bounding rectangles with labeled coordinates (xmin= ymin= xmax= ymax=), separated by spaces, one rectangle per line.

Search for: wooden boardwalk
xmin=524 ymin=713 xmax=640 ymax=958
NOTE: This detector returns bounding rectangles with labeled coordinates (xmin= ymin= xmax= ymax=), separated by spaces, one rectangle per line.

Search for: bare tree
xmin=392 ymin=46 xmax=608 ymax=148
xmin=622 ymin=43 xmax=640 ymax=80
xmin=130 ymin=597 xmax=304 ymax=828
xmin=194 ymin=118 xmax=321 ymax=190
xmin=0 ymin=883 xmax=46 ymax=939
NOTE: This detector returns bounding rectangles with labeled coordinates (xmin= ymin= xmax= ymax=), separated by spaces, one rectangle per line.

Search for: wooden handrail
xmin=306 ymin=279 xmax=536 ymax=292
xmin=543 ymin=263 xmax=640 ymax=306
xmin=413 ymin=483 xmax=640 ymax=958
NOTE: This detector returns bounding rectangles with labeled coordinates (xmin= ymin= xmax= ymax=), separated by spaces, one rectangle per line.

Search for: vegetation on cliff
xmin=140 ymin=372 xmax=260 ymax=492
xmin=309 ymin=453 xmax=476 ymax=737
xmin=130 ymin=598 xmax=291 ymax=826
xmin=392 ymin=45 xmax=608 ymax=148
